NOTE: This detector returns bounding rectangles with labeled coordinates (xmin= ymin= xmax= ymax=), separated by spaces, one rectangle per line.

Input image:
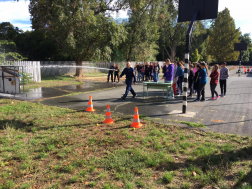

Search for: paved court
xmin=28 ymin=68 xmax=252 ymax=137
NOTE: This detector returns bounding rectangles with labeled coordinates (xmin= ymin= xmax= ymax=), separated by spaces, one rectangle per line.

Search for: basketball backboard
xmin=178 ymin=0 xmax=219 ymax=22
xmin=234 ymin=43 xmax=248 ymax=51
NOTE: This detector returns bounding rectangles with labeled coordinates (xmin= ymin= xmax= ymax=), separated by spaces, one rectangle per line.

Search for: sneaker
xmin=188 ymin=95 xmax=192 ymax=97
xmin=210 ymin=97 xmax=215 ymax=100
xmin=193 ymin=99 xmax=200 ymax=102
xmin=216 ymin=96 xmax=220 ymax=100
xmin=220 ymin=94 xmax=224 ymax=97
xmin=121 ymin=96 xmax=126 ymax=100
xmin=223 ymin=94 xmax=226 ymax=97
xmin=200 ymin=99 xmax=206 ymax=102
xmin=132 ymin=94 xmax=137 ymax=98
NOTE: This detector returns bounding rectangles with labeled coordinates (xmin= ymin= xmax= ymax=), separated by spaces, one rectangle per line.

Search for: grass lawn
xmin=22 ymin=76 xmax=84 ymax=90
xmin=22 ymin=73 xmax=107 ymax=90
xmin=0 ymin=99 xmax=251 ymax=189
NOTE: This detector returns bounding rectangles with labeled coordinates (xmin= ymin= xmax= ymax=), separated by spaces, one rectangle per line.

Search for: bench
xmin=143 ymin=82 xmax=172 ymax=99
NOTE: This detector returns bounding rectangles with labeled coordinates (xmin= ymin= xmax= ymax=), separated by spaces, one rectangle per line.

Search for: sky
xmin=0 ymin=0 xmax=251 ymax=35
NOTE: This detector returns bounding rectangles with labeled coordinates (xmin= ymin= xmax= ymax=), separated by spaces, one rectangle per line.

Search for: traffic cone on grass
xmin=131 ymin=107 xmax=142 ymax=128
xmin=103 ymin=104 xmax=114 ymax=124
xmin=86 ymin=95 xmax=95 ymax=112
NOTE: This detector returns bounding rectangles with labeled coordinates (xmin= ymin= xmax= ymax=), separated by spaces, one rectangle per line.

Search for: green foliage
xmin=0 ymin=40 xmax=25 ymax=62
xmin=118 ymin=0 xmax=162 ymax=61
xmin=208 ymin=8 xmax=240 ymax=62
xmin=29 ymin=0 xmax=127 ymax=76
xmin=191 ymin=49 xmax=201 ymax=62
xmin=21 ymin=72 xmax=33 ymax=85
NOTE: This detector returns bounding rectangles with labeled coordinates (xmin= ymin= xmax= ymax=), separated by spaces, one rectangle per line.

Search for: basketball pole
xmin=239 ymin=50 xmax=241 ymax=77
xmin=183 ymin=9 xmax=199 ymax=114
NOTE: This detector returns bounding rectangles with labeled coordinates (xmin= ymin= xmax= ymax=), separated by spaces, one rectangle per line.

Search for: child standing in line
xmin=194 ymin=62 xmax=209 ymax=102
xmin=175 ymin=61 xmax=184 ymax=95
xmin=188 ymin=64 xmax=194 ymax=97
xmin=209 ymin=64 xmax=220 ymax=100
xmin=193 ymin=64 xmax=201 ymax=98
xmin=219 ymin=62 xmax=229 ymax=97
xmin=141 ymin=64 xmax=145 ymax=81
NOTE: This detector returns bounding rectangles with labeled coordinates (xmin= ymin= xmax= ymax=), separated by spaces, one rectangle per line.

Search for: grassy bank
xmin=0 ymin=99 xmax=251 ymax=189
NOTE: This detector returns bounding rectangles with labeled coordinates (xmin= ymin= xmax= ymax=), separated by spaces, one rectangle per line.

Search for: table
xmin=143 ymin=82 xmax=172 ymax=99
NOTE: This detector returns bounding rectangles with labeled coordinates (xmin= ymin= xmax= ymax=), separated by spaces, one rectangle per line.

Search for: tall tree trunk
xmin=171 ymin=47 xmax=176 ymax=62
xmin=75 ymin=57 xmax=83 ymax=77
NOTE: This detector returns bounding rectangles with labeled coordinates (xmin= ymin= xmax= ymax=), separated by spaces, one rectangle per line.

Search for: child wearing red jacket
xmin=210 ymin=64 xmax=220 ymax=100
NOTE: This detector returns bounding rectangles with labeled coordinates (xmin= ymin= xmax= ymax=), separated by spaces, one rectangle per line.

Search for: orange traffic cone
xmin=86 ymin=95 xmax=95 ymax=112
xmin=103 ymin=104 xmax=114 ymax=124
xmin=131 ymin=107 xmax=142 ymax=128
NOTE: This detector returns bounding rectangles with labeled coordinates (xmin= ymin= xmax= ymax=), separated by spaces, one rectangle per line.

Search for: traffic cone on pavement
xmin=103 ymin=104 xmax=114 ymax=124
xmin=86 ymin=95 xmax=95 ymax=112
xmin=131 ymin=107 xmax=143 ymax=128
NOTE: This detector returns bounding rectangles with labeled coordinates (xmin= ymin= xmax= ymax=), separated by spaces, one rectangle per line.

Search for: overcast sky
xmin=0 ymin=0 xmax=251 ymax=35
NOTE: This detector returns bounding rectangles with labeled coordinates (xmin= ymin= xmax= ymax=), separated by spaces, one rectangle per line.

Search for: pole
xmin=239 ymin=50 xmax=241 ymax=77
xmin=183 ymin=9 xmax=199 ymax=114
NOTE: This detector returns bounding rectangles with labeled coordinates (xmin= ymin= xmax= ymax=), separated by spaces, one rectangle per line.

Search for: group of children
xmin=134 ymin=62 xmax=161 ymax=82
xmin=108 ymin=60 xmax=230 ymax=101
xmin=160 ymin=59 xmax=229 ymax=101
xmin=185 ymin=61 xmax=229 ymax=101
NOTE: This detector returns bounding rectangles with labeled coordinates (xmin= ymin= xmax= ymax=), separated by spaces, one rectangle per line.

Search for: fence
xmin=1 ymin=61 xmax=167 ymax=81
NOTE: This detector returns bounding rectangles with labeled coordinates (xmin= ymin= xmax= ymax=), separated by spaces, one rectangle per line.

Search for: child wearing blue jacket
xmin=175 ymin=61 xmax=184 ymax=95
xmin=194 ymin=62 xmax=209 ymax=102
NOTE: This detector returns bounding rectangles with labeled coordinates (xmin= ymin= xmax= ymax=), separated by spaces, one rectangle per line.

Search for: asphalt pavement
xmin=29 ymin=67 xmax=252 ymax=137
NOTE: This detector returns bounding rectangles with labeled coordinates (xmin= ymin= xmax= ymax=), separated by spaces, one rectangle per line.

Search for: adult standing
xmin=107 ymin=63 xmax=115 ymax=82
xmin=163 ymin=58 xmax=174 ymax=98
xmin=120 ymin=62 xmax=137 ymax=99
xmin=114 ymin=64 xmax=120 ymax=83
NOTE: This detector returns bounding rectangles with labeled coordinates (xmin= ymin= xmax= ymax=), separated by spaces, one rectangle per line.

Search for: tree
xmin=160 ymin=0 xmax=187 ymax=62
xmin=0 ymin=40 xmax=24 ymax=62
xmin=118 ymin=0 xmax=162 ymax=62
xmin=190 ymin=49 xmax=201 ymax=62
xmin=29 ymin=0 xmax=127 ymax=76
xmin=207 ymin=8 xmax=240 ymax=63
xmin=0 ymin=22 xmax=21 ymax=41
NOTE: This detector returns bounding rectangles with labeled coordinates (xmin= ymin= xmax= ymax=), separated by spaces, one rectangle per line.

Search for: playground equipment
xmin=0 ymin=66 xmax=22 ymax=94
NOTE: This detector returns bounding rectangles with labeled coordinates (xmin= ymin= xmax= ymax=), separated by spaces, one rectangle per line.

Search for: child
xmin=175 ymin=61 xmax=184 ymax=95
xmin=193 ymin=64 xmax=201 ymax=98
xmin=193 ymin=63 xmax=197 ymax=75
xmin=219 ymin=62 xmax=229 ymax=97
xmin=209 ymin=64 xmax=220 ymax=100
xmin=141 ymin=64 xmax=145 ymax=81
xmin=173 ymin=62 xmax=178 ymax=95
xmin=114 ymin=65 xmax=120 ymax=83
xmin=188 ymin=64 xmax=194 ymax=97
xmin=194 ymin=62 xmax=209 ymax=102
